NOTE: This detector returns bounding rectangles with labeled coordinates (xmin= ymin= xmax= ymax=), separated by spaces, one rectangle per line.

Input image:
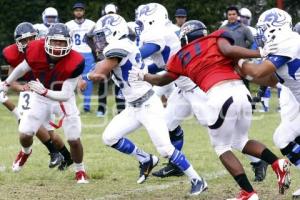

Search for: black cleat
xmin=137 ymin=155 xmax=159 ymax=184
xmin=152 ymin=162 xmax=184 ymax=178
xmin=251 ymin=160 xmax=268 ymax=182
xmin=49 ymin=152 xmax=63 ymax=168
xmin=58 ymin=159 xmax=73 ymax=171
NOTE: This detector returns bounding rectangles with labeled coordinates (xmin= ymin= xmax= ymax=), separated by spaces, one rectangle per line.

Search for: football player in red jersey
xmin=0 ymin=23 xmax=88 ymax=183
xmin=2 ymin=22 xmax=72 ymax=170
xmin=129 ymin=20 xmax=291 ymax=199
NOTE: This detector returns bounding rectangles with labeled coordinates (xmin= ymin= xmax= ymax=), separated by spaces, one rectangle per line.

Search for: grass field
xmin=0 ymin=90 xmax=299 ymax=200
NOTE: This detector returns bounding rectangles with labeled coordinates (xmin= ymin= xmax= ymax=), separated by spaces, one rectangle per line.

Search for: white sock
xmin=184 ymin=166 xmax=201 ymax=181
xmin=131 ymin=147 xmax=150 ymax=163
xmin=11 ymin=107 xmax=20 ymax=120
xmin=74 ymin=162 xmax=85 ymax=172
xmin=21 ymin=146 xmax=32 ymax=154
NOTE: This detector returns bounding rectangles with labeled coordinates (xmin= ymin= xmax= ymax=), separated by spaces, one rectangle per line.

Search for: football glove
xmin=0 ymin=89 xmax=8 ymax=103
xmin=0 ymin=80 xmax=9 ymax=94
xmin=128 ymin=68 xmax=147 ymax=82
xmin=259 ymin=42 xmax=278 ymax=58
xmin=28 ymin=79 xmax=48 ymax=96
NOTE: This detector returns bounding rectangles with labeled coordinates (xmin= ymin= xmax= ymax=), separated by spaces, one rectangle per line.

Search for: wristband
xmin=238 ymin=59 xmax=246 ymax=68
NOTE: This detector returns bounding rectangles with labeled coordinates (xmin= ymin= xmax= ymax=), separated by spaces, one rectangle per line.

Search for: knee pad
xmin=281 ymin=141 xmax=300 ymax=166
xmin=232 ymin=138 xmax=249 ymax=152
xmin=273 ymin=125 xmax=291 ymax=149
xmin=156 ymin=144 xmax=175 ymax=158
xmin=63 ymin=116 xmax=81 ymax=141
xmin=102 ymin=130 xmax=119 ymax=146
xmin=214 ymin=145 xmax=232 ymax=157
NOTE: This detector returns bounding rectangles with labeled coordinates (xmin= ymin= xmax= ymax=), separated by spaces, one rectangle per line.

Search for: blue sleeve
xmin=267 ymin=55 xmax=291 ymax=69
xmin=139 ymin=43 xmax=161 ymax=59
xmin=250 ymin=41 xmax=258 ymax=50
xmin=147 ymin=63 xmax=163 ymax=74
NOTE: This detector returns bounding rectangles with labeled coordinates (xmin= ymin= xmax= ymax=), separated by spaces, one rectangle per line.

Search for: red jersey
xmin=25 ymin=39 xmax=84 ymax=91
xmin=167 ymin=29 xmax=240 ymax=92
xmin=2 ymin=44 xmax=34 ymax=81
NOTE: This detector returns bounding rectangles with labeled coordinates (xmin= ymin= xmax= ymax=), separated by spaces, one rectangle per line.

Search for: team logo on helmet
xmin=263 ymin=11 xmax=287 ymax=27
xmin=138 ymin=4 xmax=157 ymax=17
xmin=101 ymin=15 xmax=121 ymax=27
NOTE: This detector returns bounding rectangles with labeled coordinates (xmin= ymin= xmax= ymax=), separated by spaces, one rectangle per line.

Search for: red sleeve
xmin=166 ymin=54 xmax=182 ymax=79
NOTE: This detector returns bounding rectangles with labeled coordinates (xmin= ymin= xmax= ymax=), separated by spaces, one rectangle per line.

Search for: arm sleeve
xmin=5 ymin=60 xmax=31 ymax=84
xmin=45 ymin=77 xmax=79 ymax=101
xmin=267 ymin=55 xmax=291 ymax=69
xmin=139 ymin=43 xmax=161 ymax=59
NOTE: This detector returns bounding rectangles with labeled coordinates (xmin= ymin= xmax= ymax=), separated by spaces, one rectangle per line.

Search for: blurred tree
xmin=0 ymin=0 xmax=298 ymax=65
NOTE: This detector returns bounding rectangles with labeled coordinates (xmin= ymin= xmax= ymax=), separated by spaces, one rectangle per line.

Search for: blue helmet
xmin=14 ymin=22 xmax=37 ymax=52
xmin=179 ymin=20 xmax=207 ymax=46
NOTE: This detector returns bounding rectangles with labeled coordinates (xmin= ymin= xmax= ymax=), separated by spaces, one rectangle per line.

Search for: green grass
xmin=0 ymin=91 xmax=299 ymax=200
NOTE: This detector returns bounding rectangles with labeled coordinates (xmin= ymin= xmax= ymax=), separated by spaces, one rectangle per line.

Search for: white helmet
xmin=239 ymin=8 xmax=252 ymax=19
xmin=136 ymin=3 xmax=169 ymax=31
xmin=256 ymin=8 xmax=292 ymax=45
xmin=42 ymin=7 xmax=58 ymax=27
xmin=95 ymin=14 xmax=129 ymax=44
xmin=239 ymin=8 xmax=252 ymax=26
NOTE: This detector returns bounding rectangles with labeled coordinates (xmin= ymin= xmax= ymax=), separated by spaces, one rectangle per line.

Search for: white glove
xmin=128 ymin=67 xmax=147 ymax=82
xmin=28 ymin=79 xmax=48 ymax=96
xmin=259 ymin=42 xmax=278 ymax=57
xmin=0 ymin=89 xmax=8 ymax=103
xmin=0 ymin=80 xmax=9 ymax=94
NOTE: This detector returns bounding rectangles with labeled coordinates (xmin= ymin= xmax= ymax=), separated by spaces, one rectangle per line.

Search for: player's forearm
xmin=2 ymin=99 xmax=16 ymax=111
xmin=6 ymin=60 xmax=31 ymax=84
xmin=45 ymin=78 xmax=78 ymax=101
xmin=223 ymin=45 xmax=260 ymax=59
xmin=144 ymin=73 xmax=173 ymax=86
xmin=241 ymin=62 xmax=273 ymax=79
xmin=251 ymin=74 xmax=278 ymax=87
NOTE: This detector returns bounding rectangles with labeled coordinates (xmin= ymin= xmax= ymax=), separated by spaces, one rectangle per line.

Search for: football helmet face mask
xmin=42 ymin=7 xmax=59 ymax=27
xmin=136 ymin=3 xmax=168 ymax=32
xmin=256 ymin=8 xmax=292 ymax=46
xmin=14 ymin=22 xmax=38 ymax=53
xmin=179 ymin=20 xmax=208 ymax=47
xmin=293 ymin=22 xmax=300 ymax=34
xmin=45 ymin=23 xmax=72 ymax=57
xmin=95 ymin=14 xmax=129 ymax=45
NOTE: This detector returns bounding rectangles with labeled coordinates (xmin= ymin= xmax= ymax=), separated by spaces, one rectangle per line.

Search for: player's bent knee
xmin=232 ymin=139 xmax=249 ymax=152
xmin=273 ymin=126 xmax=288 ymax=149
xmin=102 ymin=131 xmax=119 ymax=146
xmin=214 ymin=145 xmax=232 ymax=157
xmin=156 ymin=145 xmax=175 ymax=158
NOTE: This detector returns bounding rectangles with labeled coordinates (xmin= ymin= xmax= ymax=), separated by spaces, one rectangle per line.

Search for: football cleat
xmin=190 ymin=177 xmax=208 ymax=196
xmin=226 ymin=190 xmax=259 ymax=200
xmin=58 ymin=159 xmax=74 ymax=171
xmin=293 ymin=188 xmax=300 ymax=199
xmin=137 ymin=154 xmax=159 ymax=184
xmin=251 ymin=160 xmax=268 ymax=182
xmin=76 ymin=170 xmax=89 ymax=184
xmin=152 ymin=162 xmax=184 ymax=178
xmin=12 ymin=149 xmax=32 ymax=172
xmin=271 ymin=158 xmax=291 ymax=194
xmin=48 ymin=152 xmax=64 ymax=168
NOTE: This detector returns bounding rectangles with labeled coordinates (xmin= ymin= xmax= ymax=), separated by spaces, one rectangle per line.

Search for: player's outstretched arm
xmin=5 ymin=60 xmax=31 ymax=85
xmin=28 ymin=77 xmax=79 ymax=102
xmin=143 ymin=72 xmax=175 ymax=86
xmin=87 ymin=58 xmax=119 ymax=81
xmin=217 ymin=38 xmax=261 ymax=59
xmin=238 ymin=59 xmax=277 ymax=79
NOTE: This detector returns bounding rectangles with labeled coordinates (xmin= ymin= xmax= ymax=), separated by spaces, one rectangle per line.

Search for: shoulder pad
xmin=140 ymin=29 xmax=166 ymax=50
xmin=103 ymin=40 xmax=132 ymax=59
